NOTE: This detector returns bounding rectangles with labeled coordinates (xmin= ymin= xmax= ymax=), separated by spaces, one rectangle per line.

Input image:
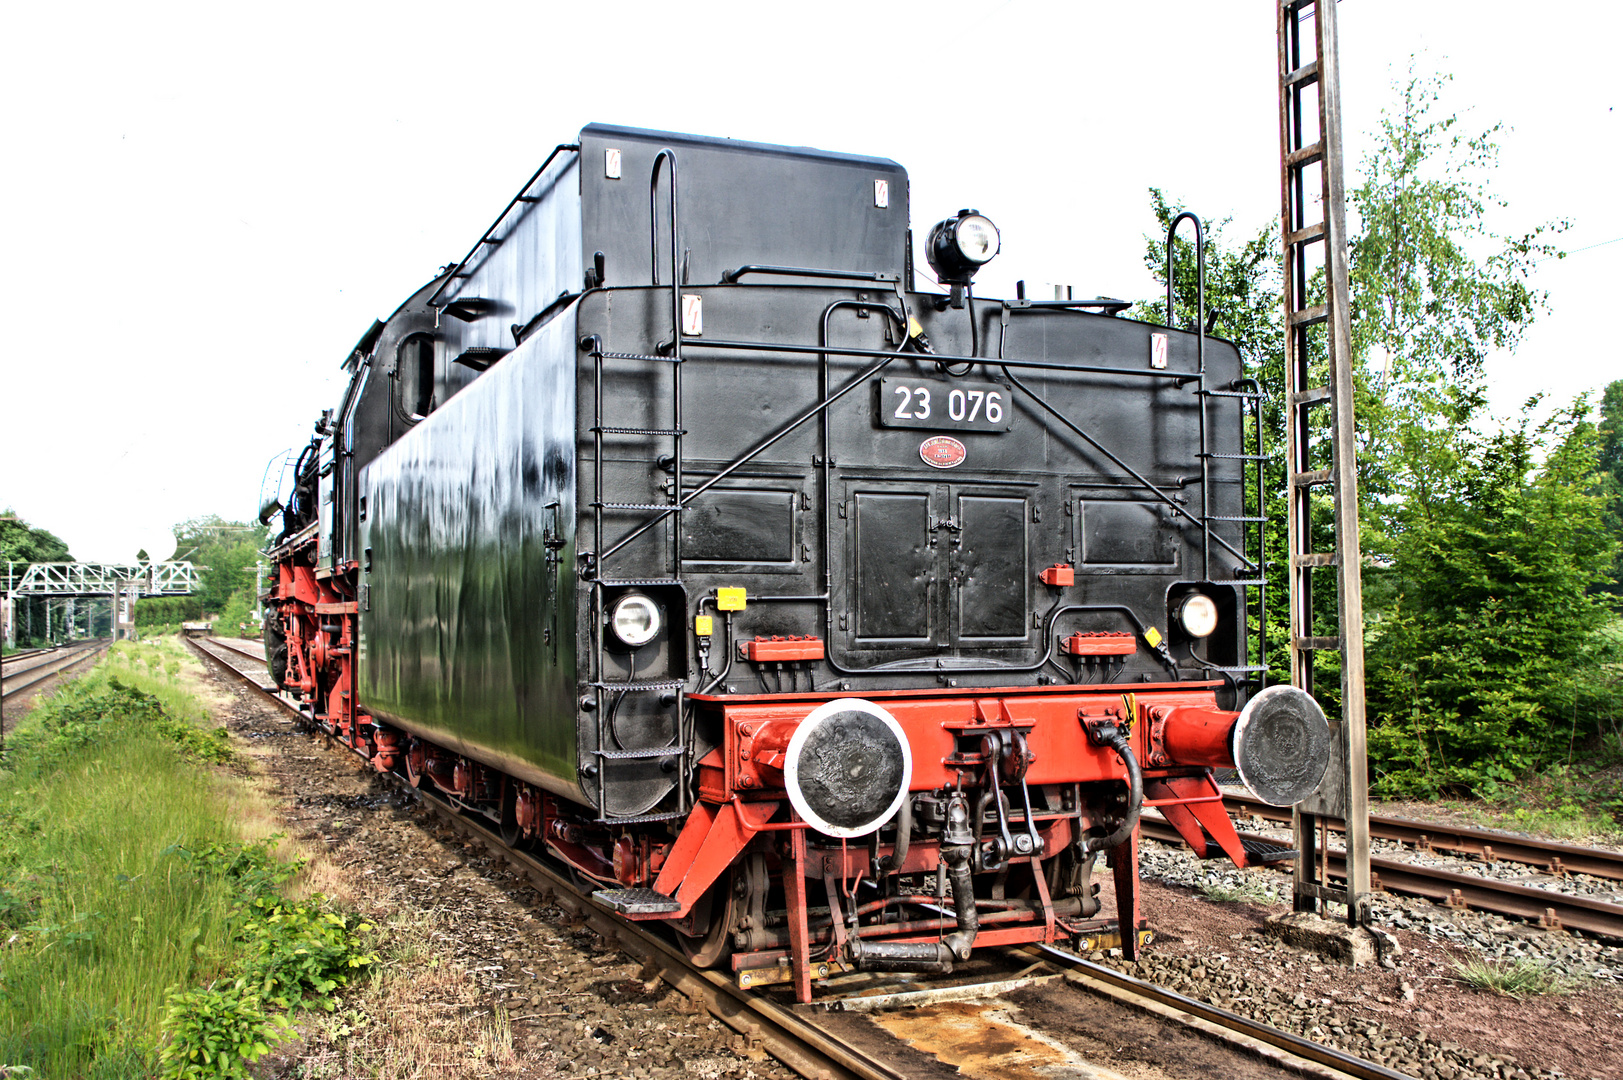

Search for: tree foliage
xmin=1135 ymin=61 xmax=1618 ymax=800
xmin=2 ymin=509 xmax=74 ymax=646
xmin=1598 ymin=379 xmax=1623 ymax=594
xmin=1348 ymin=67 xmax=1566 ymax=562
xmin=0 ymin=509 xmax=72 ymax=566
xmin=136 ymin=516 xmax=267 ymax=630
xmin=1365 ymin=403 xmax=1621 ymax=796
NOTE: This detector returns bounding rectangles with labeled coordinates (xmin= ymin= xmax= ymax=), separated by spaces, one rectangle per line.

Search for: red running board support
xmin=1145 ymin=772 xmax=1255 ymax=867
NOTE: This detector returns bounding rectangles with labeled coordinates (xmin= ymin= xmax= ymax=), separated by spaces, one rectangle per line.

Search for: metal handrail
xmin=1165 ymin=212 xmax=1210 ymax=579
xmin=721 ymin=265 xmax=899 ymax=285
xmin=426 ymin=143 xmax=579 ymax=310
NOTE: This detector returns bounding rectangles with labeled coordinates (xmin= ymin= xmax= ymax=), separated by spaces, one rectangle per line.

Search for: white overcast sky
xmin=3 ymin=1 xmax=1617 ymax=562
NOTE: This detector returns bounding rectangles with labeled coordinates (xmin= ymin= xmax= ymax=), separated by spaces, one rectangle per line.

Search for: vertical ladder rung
xmin=1292 ymin=386 xmax=1332 ymax=408
xmin=1289 ymin=305 xmax=1327 ymax=328
xmin=1291 ymin=469 xmax=1333 ymax=487
xmin=1293 ymin=636 xmax=1342 ymax=652
xmin=1291 ymin=552 xmax=1339 ymax=568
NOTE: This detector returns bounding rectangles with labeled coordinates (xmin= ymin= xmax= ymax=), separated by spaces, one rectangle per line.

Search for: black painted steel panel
xmin=576 ymin=283 xmax=1245 ymax=685
xmin=358 ymin=310 xmax=582 ymax=803
xmin=577 ymin=124 xmax=909 ymax=289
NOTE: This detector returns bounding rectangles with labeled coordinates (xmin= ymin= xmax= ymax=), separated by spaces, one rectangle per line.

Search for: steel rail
xmin=186 ymin=638 xmax=287 ymax=705
xmin=2 ymin=641 xmax=100 ymax=677
xmin=207 ymin=638 xmax=268 ymax=665
xmin=182 ymin=636 xmax=901 ymax=1080
xmin=1223 ymin=791 xmax=1623 ymax=882
xmin=1140 ymin=818 xmax=1623 ymax=941
xmin=1 ymin=641 xmax=108 ymax=702
xmin=1032 ymin=943 xmax=1413 ymax=1080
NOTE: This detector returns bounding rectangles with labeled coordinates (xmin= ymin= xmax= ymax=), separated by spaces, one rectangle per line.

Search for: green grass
xmin=1432 ymin=768 xmax=1623 ymax=844
xmin=1501 ymin=802 xmax=1623 ymax=843
xmin=1450 ymin=957 xmax=1572 ymax=999
xmin=0 ymin=657 xmax=252 ymax=1076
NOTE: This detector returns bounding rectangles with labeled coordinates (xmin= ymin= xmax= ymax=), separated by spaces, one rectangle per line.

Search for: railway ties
xmin=190 ymin=635 xmax=1436 ymax=1080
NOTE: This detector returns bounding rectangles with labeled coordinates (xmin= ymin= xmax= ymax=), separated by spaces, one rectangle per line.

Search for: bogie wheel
xmin=404 ymin=738 xmax=428 ymax=789
xmin=675 ymin=852 xmax=765 ymax=968
xmin=499 ymin=779 xmax=522 ymax=847
xmin=675 ymin=876 xmax=737 ymax=968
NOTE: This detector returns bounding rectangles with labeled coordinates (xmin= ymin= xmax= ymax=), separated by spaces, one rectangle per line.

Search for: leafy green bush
xmin=157 ymin=980 xmax=292 ymax=1080
xmin=1366 ymin=405 xmax=1622 ymax=799
xmin=236 ymin=897 xmax=378 ymax=1010
xmin=167 ymin=837 xmax=301 ymax=898
xmin=14 ymin=676 xmax=233 ymax=767
xmin=156 ymin=838 xmax=377 ymax=1073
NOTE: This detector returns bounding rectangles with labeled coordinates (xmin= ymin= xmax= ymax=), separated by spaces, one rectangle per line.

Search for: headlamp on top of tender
xmin=926 ymin=209 xmax=1001 ymax=285
xmin=608 ymin=592 xmax=661 ymax=648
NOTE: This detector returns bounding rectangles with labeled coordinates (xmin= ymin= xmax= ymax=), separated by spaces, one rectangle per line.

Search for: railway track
xmin=1223 ymin=790 xmax=1623 ymax=883
xmin=206 ymin=636 xmax=268 ymax=666
xmin=1139 ymin=793 xmax=1623 ymax=942
xmin=1 ymin=639 xmax=109 ymax=704
xmin=188 ymin=634 xmax=1431 ymax=1080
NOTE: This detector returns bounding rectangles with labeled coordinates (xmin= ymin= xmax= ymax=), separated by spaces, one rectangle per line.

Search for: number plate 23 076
xmin=877 ymin=378 xmax=1011 ymax=432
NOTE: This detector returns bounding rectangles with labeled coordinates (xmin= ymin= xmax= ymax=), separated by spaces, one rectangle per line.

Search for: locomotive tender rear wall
xmin=578 ymin=286 xmax=1247 ymax=684
xmin=358 ymin=310 xmax=582 ymax=802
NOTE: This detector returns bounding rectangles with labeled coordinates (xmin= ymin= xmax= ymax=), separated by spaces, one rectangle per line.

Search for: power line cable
xmin=1537 ymin=235 xmax=1623 ymax=264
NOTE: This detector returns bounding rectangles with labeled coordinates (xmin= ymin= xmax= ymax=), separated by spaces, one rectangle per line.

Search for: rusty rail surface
xmin=183 ymin=635 xmax=900 ymax=1080
xmin=1140 ymin=818 xmax=1623 ymax=942
xmin=1035 ymin=944 xmax=1413 ymax=1080
xmin=1224 ymin=790 xmax=1623 ymax=882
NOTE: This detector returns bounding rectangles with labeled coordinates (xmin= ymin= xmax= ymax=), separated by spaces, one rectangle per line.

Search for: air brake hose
xmin=1080 ymin=722 xmax=1143 ymax=855
xmin=878 ymin=793 xmax=912 ymax=874
xmin=938 ymin=842 xmax=980 ymax=961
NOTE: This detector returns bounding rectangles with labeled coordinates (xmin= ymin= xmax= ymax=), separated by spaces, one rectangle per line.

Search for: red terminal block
xmin=739 ymin=635 xmax=826 ymax=662
xmin=1039 ymin=564 xmax=1075 ymax=587
xmin=1061 ymin=631 xmax=1137 ymax=657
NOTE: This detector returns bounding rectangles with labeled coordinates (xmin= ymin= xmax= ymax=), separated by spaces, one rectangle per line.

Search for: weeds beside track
xmin=0 ymin=638 xmax=372 ymax=1079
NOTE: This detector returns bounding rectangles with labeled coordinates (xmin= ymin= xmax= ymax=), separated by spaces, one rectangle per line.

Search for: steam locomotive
xmin=261 ymin=124 xmax=1329 ymax=1002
